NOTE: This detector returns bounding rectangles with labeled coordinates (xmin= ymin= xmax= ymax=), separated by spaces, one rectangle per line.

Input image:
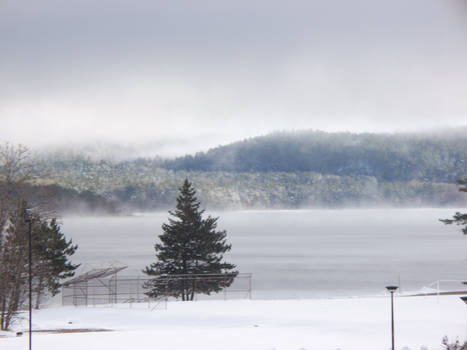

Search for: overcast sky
xmin=1 ymin=0 xmax=467 ymax=156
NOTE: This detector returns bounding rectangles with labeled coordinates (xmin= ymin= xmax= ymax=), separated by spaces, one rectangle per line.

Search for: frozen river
xmin=62 ymin=208 xmax=467 ymax=299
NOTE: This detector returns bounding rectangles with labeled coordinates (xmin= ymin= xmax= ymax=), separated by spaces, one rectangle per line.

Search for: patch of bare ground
xmin=33 ymin=329 xmax=113 ymax=334
xmin=404 ymin=291 xmax=467 ymax=297
xmin=0 ymin=329 xmax=112 ymax=338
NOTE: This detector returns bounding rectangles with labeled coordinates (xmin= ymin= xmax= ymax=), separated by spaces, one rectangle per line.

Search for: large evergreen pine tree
xmin=144 ymin=179 xmax=237 ymax=301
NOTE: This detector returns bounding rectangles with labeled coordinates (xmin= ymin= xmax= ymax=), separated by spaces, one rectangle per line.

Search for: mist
xmin=1 ymin=0 xmax=467 ymax=156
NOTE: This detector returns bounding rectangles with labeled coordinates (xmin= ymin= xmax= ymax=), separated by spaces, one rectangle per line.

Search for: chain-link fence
xmin=62 ymin=273 xmax=252 ymax=307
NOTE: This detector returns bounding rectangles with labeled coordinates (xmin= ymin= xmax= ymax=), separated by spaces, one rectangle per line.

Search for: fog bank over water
xmin=33 ymin=127 xmax=467 ymax=160
xmin=63 ymin=208 xmax=467 ymax=299
xmin=2 ymin=1 xmax=467 ymax=155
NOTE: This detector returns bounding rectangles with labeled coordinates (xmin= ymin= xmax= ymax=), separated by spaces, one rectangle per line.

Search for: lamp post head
xmin=386 ymin=285 xmax=398 ymax=293
xmin=24 ymin=208 xmax=33 ymax=222
xmin=460 ymin=296 xmax=467 ymax=305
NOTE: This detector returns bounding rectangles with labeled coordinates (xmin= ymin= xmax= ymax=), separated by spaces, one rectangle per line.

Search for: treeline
xmin=0 ymin=180 xmax=120 ymax=215
xmin=162 ymin=130 xmax=467 ymax=182
xmin=23 ymin=182 xmax=121 ymax=215
xmin=109 ymin=173 xmax=467 ymax=209
xmin=39 ymin=166 xmax=467 ymax=210
xmin=33 ymin=130 xmax=467 ymax=211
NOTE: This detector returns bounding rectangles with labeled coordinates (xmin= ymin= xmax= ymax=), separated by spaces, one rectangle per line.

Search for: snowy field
xmin=1 ymin=295 xmax=466 ymax=350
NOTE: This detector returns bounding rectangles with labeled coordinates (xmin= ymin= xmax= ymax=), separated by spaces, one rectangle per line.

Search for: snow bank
xmin=1 ymin=295 xmax=465 ymax=350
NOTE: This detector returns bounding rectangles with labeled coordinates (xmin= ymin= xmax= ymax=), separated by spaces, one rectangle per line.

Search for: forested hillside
xmin=34 ymin=130 xmax=467 ymax=212
xmin=163 ymin=130 xmax=467 ymax=182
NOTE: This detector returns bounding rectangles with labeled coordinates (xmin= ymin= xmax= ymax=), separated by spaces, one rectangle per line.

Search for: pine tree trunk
xmin=0 ymin=297 xmax=6 ymax=330
xmin=6 ymin=269 xmax=24 ymax=330
xmin=190 ymin=279 xmax=195 ymax=301
xmin=190 ymin=261 xmax=197 ymax=301
xmin=35 ymin=277 xmax=44 ymax=310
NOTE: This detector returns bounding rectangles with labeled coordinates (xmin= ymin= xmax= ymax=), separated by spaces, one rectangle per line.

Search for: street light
xmin=460 ymin=297 xmax=467 ymax=342
xmin=386 ymin=285 xmax=398 ymax=350
xmin=25 ymin=209 xmax=33 ymax=350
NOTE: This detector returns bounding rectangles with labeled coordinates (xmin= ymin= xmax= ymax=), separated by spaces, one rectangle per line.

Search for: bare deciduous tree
xmin=0 ymin=201 xmax=29 ymax=330
xmin=0 ymin=143 xmax=78 ymax=329
xmin=0 ymin=143 xmax=35 ymax=228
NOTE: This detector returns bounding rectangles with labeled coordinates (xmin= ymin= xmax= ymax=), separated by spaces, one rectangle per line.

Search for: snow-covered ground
xmin=1 ymin=295 xmax=466 ymax=350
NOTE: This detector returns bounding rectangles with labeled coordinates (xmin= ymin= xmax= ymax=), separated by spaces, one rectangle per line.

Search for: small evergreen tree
xmin=442 ymin=336 xmax=467 ymax=350
xmin=0 ymin=202 xmax=79 ymax=328
xmin=440 ymin=178 xmax=467 ymax=234
xmin=32 ymin=218 xmax=79 ymax=309
xmin=143 ymin=179 xmax=237 ymax=301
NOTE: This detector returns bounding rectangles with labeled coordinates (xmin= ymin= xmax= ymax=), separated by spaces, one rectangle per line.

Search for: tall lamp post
xmin=386 ymin=285 xmax=398 ymax=350
xmin=460 ymin=296 xmax=467 ymax=343
xmin=25 ymin=210 xmax=33 ymax=350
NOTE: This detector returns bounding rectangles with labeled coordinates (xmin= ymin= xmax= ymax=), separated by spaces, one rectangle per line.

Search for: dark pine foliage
xmin=143 ymin=179 xmax=237 ymax=301
xmin=442 ymin=336 xmax=467 ymax=350
xmin=440 ymin=178 xmax=467 ymax=234
xmin=32 ymin=218 xmax=79 ymax=309
xmin=162 ymin=130 xmax=467 ymax=183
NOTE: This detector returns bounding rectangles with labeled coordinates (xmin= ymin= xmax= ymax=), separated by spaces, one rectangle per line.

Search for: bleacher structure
xmin=62 ymin=263 xmax=252 ymax=307
xmin=62 ymin=263 xmax=129 ymax=306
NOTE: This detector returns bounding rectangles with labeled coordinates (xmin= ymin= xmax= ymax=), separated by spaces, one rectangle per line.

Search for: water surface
xmin=62 ymin=209 xmax=467 ymax=299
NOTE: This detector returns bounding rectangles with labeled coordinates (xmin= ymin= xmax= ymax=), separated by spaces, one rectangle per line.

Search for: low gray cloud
xmin=1 ymin=0 xmax=466 ymax=155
